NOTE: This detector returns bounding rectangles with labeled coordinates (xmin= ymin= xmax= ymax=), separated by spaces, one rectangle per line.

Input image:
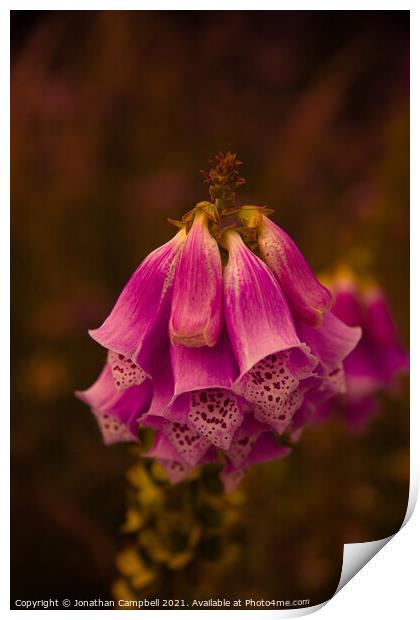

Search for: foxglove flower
xmin=315 ymin=270 xmax=409 ymax=429
xmin=76 ymin=365 xmax=152 ymax=444
xmin=240 ymin=207 xmax=332 ymax=326
xmin=170 ymin=207 xmax=223 ymax=347
xmin=222 ymin=229 xmax=319 ymax=433
xmin=77 ymin=153 xmax=362 ymax=491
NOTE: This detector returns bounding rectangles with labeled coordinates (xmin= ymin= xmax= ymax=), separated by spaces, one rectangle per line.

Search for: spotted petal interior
xmin=93 ymin=410 xmax=136 ymax=444
xmin=236 ymin=350 xmax=308 ymax=432
xmin=188 ymin=388 xmax=243 ymax=449
xmin=158 ymin=459 xmax=193 ymax=484
xmin=162 ymin=421 xmax=210 ymax=466
xmin=108 ymin=350 xmax=148 ymax=391
xmin=254 ymin=386 xmax=305 ymax=432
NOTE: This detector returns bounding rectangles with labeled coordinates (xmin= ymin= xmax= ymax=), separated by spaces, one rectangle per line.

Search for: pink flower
xmin=77 ymin=155 xmax=362 ymax=491
xmin=313 ymin=271 xmax=409 ymax=430
xmin=222 ymin=229 xmax=318 ymax=433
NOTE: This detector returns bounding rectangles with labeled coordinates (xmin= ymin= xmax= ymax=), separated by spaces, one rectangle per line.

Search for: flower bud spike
xmin=202 ymin=151 xmax=246 ymax=212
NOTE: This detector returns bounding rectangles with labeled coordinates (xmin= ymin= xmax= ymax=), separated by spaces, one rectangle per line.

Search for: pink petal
xmin=344 ymin=344 xmax=384 ymax=397
xmin=332 ymin=284 xmax=363 ymax=327
xmin=297 ymin=312 xmax=362 ymax=371
xmin=252 ymin=382 xmax=306 ymax=433
xmin=187 ymin=389 xmax=243 ymax=449
xmin=170 ymin=329 xmax=238 ymax=394
xmin=141 ymin=337 xmax=243 ymax=450
xmin=89 ymin=228 xmax=185 ymax=374
xmin=246 ymin=433 xmax=291 ymax=467
xmin=224 ymin=415 xmax=268 ymax=469
xmin=223 ymin=230 xmax=303 ymax=376
xmin=93 ymin=411 xmax=138 ymax=445
xmin=170 ymin=211 xmax=223 ymax=347
xmin=257 ymin=216 xmax=332 ymax=326
xmin=364 ymin=289 xmax=401 ymax=346
xmin=364 ymin=289 xmax=409 ymax=376
xmin=75 ymin=365 xmax=152 ymax=442
xmin=234 ymin=348 xmax=317 ymax=434
xmin=143 ymin=343 xmax=175 ymax=418
xmin=166 ymin=333 xmax=242 ymax=448
xmin=107 ymin=350 xmax=148 ymax=391
xmin=145 ymin=430 xmax=184 ymax=461
xmin=161 ymin=421 xmax=211 ymax=466
xmin=145 ymin=433 xmax=194 ymax=483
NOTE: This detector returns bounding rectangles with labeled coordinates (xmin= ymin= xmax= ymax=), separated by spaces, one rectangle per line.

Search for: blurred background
xmin=11 ymin=10 xmax=409 ymax=608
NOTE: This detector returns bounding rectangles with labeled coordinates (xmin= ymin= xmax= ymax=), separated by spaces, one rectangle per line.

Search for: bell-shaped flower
xmin=241 ymin=208 xmax=332 ymax=326
xmin=89 ymin=227 xmax=186 ymax=388
xmin=222 ymin=229 xmax=318 ymax=433
xmin=169 ymin=209 xmax=223 ymax=348
xmin=141 ymin=332 xmax=244 ymax=463
xmin=77 ymin=154 xmax=370 ymax=491
xmin=76 ymin=365 xmax=152 ymax=444
xmin=363 ymin=288 xmax=409 ymax=379
xmin=327 ymin=273 xmax=409 ymax=429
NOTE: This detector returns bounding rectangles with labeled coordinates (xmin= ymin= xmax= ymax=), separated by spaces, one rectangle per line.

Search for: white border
xmin=3 ymin=4 xmax=417 ymax=619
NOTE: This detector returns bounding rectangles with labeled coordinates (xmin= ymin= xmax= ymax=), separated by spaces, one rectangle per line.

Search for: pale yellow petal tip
xmin=169 ymin=326 xmax=217 ymax=348
xmin=238 ymin=205 xmax=272 ymax=228
xmin=183 ymin=202 xmax=219 ymax=226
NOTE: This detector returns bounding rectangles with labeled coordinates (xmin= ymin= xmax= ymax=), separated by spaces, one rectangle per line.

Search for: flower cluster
xmin=77 ymin=154 xmax=361 ymax=491
xmin=310 ymin=268 xmax=409 ymax=430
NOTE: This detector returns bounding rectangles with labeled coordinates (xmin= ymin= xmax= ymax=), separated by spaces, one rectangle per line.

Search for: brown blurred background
xmin=11 ymin=10 xmax=409 ymax=607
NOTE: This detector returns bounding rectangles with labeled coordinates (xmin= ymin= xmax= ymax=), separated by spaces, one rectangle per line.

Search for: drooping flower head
xmin=312 ymin=267 xmax=409 ymax=430
xmin=77 ymin=153 xmax=361 ymax=491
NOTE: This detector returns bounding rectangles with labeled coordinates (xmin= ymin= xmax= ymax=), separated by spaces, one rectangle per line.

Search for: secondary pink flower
xmin=170 ymin=208 xmax=223 ymax=347
xmin=315 ymin=271 xmax=409 ymax=429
